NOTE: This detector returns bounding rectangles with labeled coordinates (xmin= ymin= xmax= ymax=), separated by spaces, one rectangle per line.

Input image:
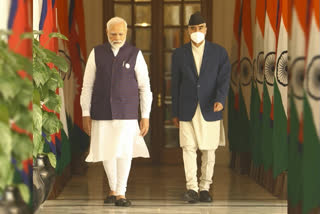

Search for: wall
xmin=83 ymin=0 xmax=103 ymax=58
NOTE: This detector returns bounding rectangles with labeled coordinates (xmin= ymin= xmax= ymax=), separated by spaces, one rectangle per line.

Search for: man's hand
xmin=172 ymin=117 xmax=179 ymax=128
xmin=83 ymin=116 xmax=92 ymax=136
xmin=213 ymin=102 xmax=223 ymax=112
xmin=140 ymin=118 xmax=149 ymax=137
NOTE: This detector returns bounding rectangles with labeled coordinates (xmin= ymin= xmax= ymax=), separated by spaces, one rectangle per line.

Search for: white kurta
xmin=179 ymin=41 xmax=225 ymax=150
xmin=80 ymin=46 xmax=153 ymax=162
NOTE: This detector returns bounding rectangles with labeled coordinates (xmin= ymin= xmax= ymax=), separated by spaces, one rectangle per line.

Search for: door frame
xmin=102 ymin=0 xmax=213 ymax=164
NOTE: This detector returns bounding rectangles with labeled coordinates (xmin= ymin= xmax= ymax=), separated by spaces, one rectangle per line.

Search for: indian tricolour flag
xmin=238 ymin=0 xmax=253 ymax=153
xmin=287 ymin=0 xmax=307 ymax=208
xmin=228 ymin=0 xmax=242 ymax=152
xmin=251 ymin=0 xmax=266 ymax=167
xmin=272 ymin=0 xmax=288 ymax=178
xmin=262 ymin=0 xmax=278 ymax=171
xmin=302 ymin=0 xmax=320 ymax=213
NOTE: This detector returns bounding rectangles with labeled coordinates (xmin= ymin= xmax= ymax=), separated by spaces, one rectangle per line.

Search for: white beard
xmin=108 ymin=37 xmax=125 ymax=50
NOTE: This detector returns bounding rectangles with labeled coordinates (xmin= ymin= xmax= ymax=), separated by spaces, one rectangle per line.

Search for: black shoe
xmin=183 ymin=190 xmax=199 ymax=203
xmin=115 ymin=198 xmax=132 ymax=207
xmin=104 ymin=195 xmax=116 ymax=203
xmin=199 ymin=190 xmax=213 ymax=202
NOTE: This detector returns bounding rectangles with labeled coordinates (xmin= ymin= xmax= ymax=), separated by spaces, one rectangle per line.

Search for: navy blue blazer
xmin=171 ymin=41 xmax=231 ymax=121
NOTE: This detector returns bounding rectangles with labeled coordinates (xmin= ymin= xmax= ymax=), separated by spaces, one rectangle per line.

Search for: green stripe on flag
xmin=288 ymin=96 xmax=302 ymax=206
xmin=239 ymin=88 xmax=251 ymax=153
xmin=302 ymin=96 xmax=320 ymax=214
xmin=262 ymin=82 xmax=273 ymax=170
xmin=250 ymin=84 xmax=263 ymax=167
xmin=272 ymin=82 xmax=288 ymax=178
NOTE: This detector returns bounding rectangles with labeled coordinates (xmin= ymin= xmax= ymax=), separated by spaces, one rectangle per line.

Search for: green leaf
xmin=0 ymin=104 xmax=9 ymax=123
xmin=13 ymin=81 xmax=33 ymax=107
xmin=50 ymin=69 xmax=64 ymax=89
xmin=43 ymin=91 xmax=61 ymax=112
xmin=33 ymin=89 xmax=41 ymax=106
xmin=45 ymin=69 xmax=60 ymax=91
xmin=0 ymin=156 xmax=14 ymax=188
xmin=39 ymin=82 xmax=49 ymax=100
xmin=0 ymin=29 xmax=12 ymax=36
xmin=42 ymin=48 xmax=69 ymax=73
xmin=0 ymin=74 xmax=20 ymax=100
xmin=32 ymin=30 xmax=43 ymax=35
xmin=17 ymin=184 xmax=30 ymax=203
xmin=37 ymin=138 xmax=45 ymax=156
xmin=32 ymin=41 xmax=47 ymax=60
xmin=2 ymin=50 xmax=29 ymax=73
xmin=33 ymin=104 xmax=42 ymax=132
xmin=42 ymin=111 xmax=62 ymax=135
xmin=47 ymin=152 xmax=56 ymax=168
xmin=11 ymin=133 xmax=32 ymax=162
xmin=49 ymin=32 xmax=68 ymax=41
xmin=33 ymin=62 xmax=51 ymax=87
xmin=0 ymin=122 xmax=12 ymax=155
xmin=14 ymin=53 xmax=32 ymax=75
xmin=32 ymin=132 xmax=43 ymax=158
xmin=12 ymin=109 xmax=32 ymax=133
xmin=20 ymin=32 xmax=34 ymax=40
xmin=42 ymin=130 xmax=52 ymax=143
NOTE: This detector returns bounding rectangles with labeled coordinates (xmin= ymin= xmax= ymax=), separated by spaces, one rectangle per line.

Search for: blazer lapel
xmin=199 ymin=41 xmax=210 ymax=77
xmin=184 ymin=42 xmax=198 ymax=79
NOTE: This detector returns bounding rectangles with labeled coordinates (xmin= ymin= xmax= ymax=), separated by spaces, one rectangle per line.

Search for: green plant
xmin=32 ymin=31 xmax=69 ymax=168
xmin=0 ymin=30 xmax=33 ymax=203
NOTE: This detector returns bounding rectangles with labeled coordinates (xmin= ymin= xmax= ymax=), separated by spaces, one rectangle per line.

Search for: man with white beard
xmin=80 ymin=17 xmax=152 ymax=207
xmin=171 ymin=12 xmax=231 ymax=203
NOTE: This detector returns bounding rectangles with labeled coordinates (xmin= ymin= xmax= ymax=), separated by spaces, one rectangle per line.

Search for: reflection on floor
xmin=37 ymin=157 xmax=287 ymax=214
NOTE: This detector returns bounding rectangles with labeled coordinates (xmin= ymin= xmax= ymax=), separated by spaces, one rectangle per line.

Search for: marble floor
xmin=37 ymin=156 xmax=287 ymax=214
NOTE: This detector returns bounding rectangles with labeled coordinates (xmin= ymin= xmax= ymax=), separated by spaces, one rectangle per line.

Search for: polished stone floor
xmin=37 ymin=149 xmax=287 ymax=214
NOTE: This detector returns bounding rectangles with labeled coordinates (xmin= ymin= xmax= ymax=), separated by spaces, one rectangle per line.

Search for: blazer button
xmin=197 ymin=84 xmax=200 ymax=88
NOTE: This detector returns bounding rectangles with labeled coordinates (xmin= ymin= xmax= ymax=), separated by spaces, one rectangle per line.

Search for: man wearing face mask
xmin=80 ymin=17 xmax=152 ymax=207
xmin=171 ymin=12 xmax=231 ymax=203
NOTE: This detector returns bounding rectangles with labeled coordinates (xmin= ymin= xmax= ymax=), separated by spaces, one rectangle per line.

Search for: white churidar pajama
xmin=80 ymin=45 xmax=152 ymax=195
xmin=102 ymin=158 xmax=132 ymax=196
xmin=179 ymin=41 xmax=225 ymax=192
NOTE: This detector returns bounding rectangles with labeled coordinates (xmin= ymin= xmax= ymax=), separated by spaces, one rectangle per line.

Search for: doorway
xmin=103 ymin=0 xmax=213 ymax=164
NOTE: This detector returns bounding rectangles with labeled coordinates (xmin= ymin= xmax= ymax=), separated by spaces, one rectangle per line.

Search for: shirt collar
xmin=191 ymin=40 xmax=205 ymax=52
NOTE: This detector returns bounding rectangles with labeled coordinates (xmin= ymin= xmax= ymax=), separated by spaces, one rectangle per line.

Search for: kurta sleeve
xmin=80 ymin=49 xmax=96 ymax=117
xmin=135 ymin=51 xmax=153 ymax=119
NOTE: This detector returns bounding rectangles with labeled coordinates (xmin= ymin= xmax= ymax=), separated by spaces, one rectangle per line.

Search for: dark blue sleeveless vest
xmin=90 ymin=42 xmax=139 ymax=120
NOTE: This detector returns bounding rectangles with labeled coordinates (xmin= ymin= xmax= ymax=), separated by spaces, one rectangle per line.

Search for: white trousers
xmin=180 ymin=105 xmax=220 ymax=192
xmin=182 ymin=145 xmax=216 ymax=192
xmin=102 ymin=158 xmax=132 ymax=196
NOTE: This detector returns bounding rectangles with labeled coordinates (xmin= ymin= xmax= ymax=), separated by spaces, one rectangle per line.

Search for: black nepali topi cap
xmin=188 ymin=11 xmax=205 ymax=26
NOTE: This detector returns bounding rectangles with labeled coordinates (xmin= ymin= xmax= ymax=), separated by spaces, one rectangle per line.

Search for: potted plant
xmin=32 ymin=31 xmax=69 ymax=212
xmin=0 ymin=31 xmax=33 ymax=214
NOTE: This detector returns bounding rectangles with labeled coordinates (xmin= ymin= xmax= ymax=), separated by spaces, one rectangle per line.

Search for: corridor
xmin=37 ymin=153 xmax=286 ymax=214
